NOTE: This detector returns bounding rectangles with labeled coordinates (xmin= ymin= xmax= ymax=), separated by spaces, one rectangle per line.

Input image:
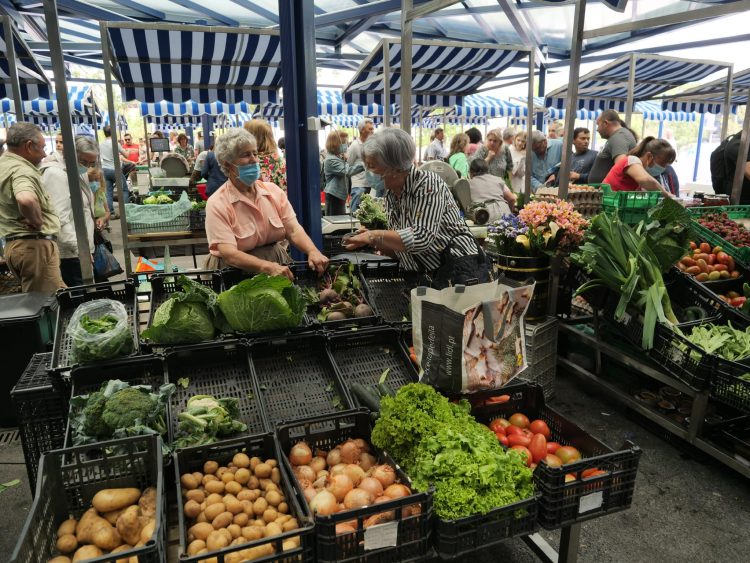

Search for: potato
xmin=252 ymin=498 xmax=267 ymax=516
xmin=236 ymin=490 xmax=253 ymax=502
xmin=110 ymin=544 xmax=134 ymax=563
xmin=221 ymin=472 xmax=235 ymax=484
xmin=241 ymin=526 xmax=264 ymax=541
xmin=139 ymin=487 xmax=157 ymax=519
xmin=241 ymin=500 xmax=254 ymax=515
xmin=275 ymin=515 xmax=291 ymax=525
xmin=277 ymin=502 xmax=289 ymax=514
xmin=116 ymin=505 xmax=143 ymax=546
xmin=101 ymin=508 xmax=127 ymax=526
xmin=233 ymin=468 xmax=250 ymax=485
xmin=233 ymin=513 xmax=249 ymax=527
xmin=265 ymin=491 xmax=282 ymax=507
xmin=217 ymin=527 xmax=232 ymax=543
xmin=224 ymin=481 xmax=242 ymax=496
xmin=204 ymin=503 xmax=226 ymax=521
xmin=192 ymin=472 xmax=204 ymax=483
xmin=283 ymin=540 xmax=297 ymax=552
xmin=190 ymin=522 xmax=214 ymax=541
xmin=243 ymin=544 xmax=274 ymax=561
xmin=282 ymin=518 xmax=298 ymax=532
xmin=224 ymin=497 xmax=242 ymax=515
xmin=264 ymin=522 xmax=283 ymax=538
xmin=212 ymin=511 xmax=233 ymax=530
xmin=202 ymin=474 xmax=218 ymax=485
xmin=205 ymin=480 xmax=225 ymax=495
xmin=184 ymin=500 xmax=202 ymax=519
xmin=93 ymin=524 xmax=123 ymax=551
xmin=57 ymin=519 xmax=78 ymax=538
xmin=233 ymin=453 xmax=250 ymax=468
xmin=254 ymin=463 xmax=272 ymax=479
xmin=56 ymin=534 xmax=77 ymax=554
xmin=196 ymin=512 xmax=207 ymax=523
xmin=250 ymin=457 xmax=261 ymax=471
xmin=140 ymin=519 xmax=156 ymax=543
xmin=216 ymin=467 xmax=229 ymax=478
xmin=186 ymin=489 xmax=205 ymax=504
xmin=247 ymin=476 xmax=260 ymax=490
xmin=187 ymin=539 xmax=207 ymax=556
xmin=227 ymin=524 xmax=241 ymax=539
xmin=206 ymin=531 xmax=229 ymax=551
xmin=204 ymin=461 xmax=219 ymax=474
xmin=271 ymin=468 xmax=281 ymax=485
xmin=181 ymin=474 xmax=199 ymax=490
xmin=72 ymin=545 xmax=103 ymax=562
xmin=205 ymin=493 xmax=223 ymax=506
xmin=91 ymin=488 xmax=141 ymax=513
xmin=262 ymin=509 xmax=278 ymax=523
xmin=76 ymin=509 xmax=121 ymax=550
xmin=266 ymin=459 xmax=277 ymax=468
xmin=48 ymin=557 xmax=71 ymax=563
xmin=285 ymin=535 xmax=301 ymax=548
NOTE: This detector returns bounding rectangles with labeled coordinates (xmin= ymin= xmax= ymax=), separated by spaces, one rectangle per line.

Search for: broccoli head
xmin=101 ymin=387 xmax=158 ymax=433
xmin=82 ymin=391 xmax=109 ymax=437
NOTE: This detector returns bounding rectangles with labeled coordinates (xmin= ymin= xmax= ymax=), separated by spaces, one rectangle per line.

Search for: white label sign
xmin=364 ymin=521 xmax=399 ymax=551
xmin=578 ymin=491 xmax=604 ymax=514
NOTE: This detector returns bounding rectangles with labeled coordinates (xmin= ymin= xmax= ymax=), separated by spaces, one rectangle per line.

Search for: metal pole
xmin=693 ymin=113 xmax=705 ymax=182
xmin=558 ymin=0 xmax=586 ymax=201
xmin=383 ymin=41 xmax=392 ymax=127
xmin=535 ymin=63 xmax=546 ymax=131
xmin=143 ymin=116 xmax=152 ymax=165
xmin=400 ymin=0 xmax=413 ymax=134
xmin=658 ymin=120 xmax=664 ymax=138
xmin=640 ymin=117 xmax=646 ymax=139
xmin=42 ymin=0 xmax=94 ymax=283
xmin=721 ymin=66 xmax=734 ymax=141
xmin=625 ymin=53 xmax=636 ymax=127
xmin=100 ymin=20 xmax=132 ymax=275
xmin=524 ymin=49 xmax=535 ymax=201
xmin=3 ymin=17 xmax=25 ymax=120
xmin=418 ymin=105 xmax=424 ymax=162
xmin=730 ymin=92 xmax=750 ymax=204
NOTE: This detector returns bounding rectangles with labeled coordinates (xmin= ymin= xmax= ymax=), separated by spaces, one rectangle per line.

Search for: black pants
xmin=60 ymin=257 xmax=83 ymax=287
xmin=325 ymin=193 xmax=346 ymax=216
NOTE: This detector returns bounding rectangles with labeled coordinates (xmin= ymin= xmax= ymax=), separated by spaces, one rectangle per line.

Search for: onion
xmin=326 ymin=474 xmax=354 ymax=502
xmin=310 ymin=490 xmax=338 ymax=516
xmin=303 ymin=487 xmax=317 ymax=503
xmin=364 ymin=512 xmax=394 ymax=528
xmin=310 ymin=456 xmax=327 ymax=473
xmin=344 ymin=487 xmax=373 ymax=509
xmin=335 ymin=523 xmax=356 ymax=535
xmin=359 ymin=452 xmax=377 ymax=471
xmin=316 ymin=470 xmax=329 ymax=480
xmin=358 ymin=477 xmax=384 ymax=498
xmin=404 ymin=503 xmax=422 ymax=517
xmin=352 ymin=438 xmax=370 ymax=454
xmin=326 ymin=448 xmax=342 ymax=467
xmin=374 ymin=496 xmax=392 ymax=504
xmin=343 ymin=464 xmax=366 ymax=487
xmin=297 ymin=478 xmax=313 ymax=490
xmin=295 ymin=465 xmax=316 ymax=483
xmin=340 ymin=440 xmax=362 ymax=464
xmin=383 ymin=484 xmax=410 ymax=499
xmin=315 ymin=449 xmax=328 ymax=458
xmin=330 ymin=463 xmax=347 ymax=477
xmin=371 ymin=465 xmax=396 ymax=488
xmin=290 ymin=442 xmax=313 ymax=466
xmin=313 ymin=475 xmax=327 ymax=489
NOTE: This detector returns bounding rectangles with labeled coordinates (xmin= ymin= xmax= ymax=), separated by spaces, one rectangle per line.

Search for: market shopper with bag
xmin=343 ymin=127 xmax=491 ymax=289
xmin=603 ymin=136 xmax=676 ymax=196
xmin=322 ymin=130 xmax=365 ymax=215
xmin=204 ymin=128 xmax=328 ymax=280
xmin=0 ymin=122 xmax=65 ymax=293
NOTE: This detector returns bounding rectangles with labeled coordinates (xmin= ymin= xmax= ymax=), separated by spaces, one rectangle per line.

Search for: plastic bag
xmin=124 ymin=190 xmax=192 ymax=231
xmin=93 ymin=243 xmax=123 ymax=279
xmin=68 ymin=299 xmax=134 ymax=363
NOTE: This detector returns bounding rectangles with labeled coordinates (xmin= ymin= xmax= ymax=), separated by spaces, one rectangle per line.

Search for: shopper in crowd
xmin=43 ymin=133 xmax=64 ymax=163
xmin=243 ymin=119 xmax=287 ymax=191
xmin=0 ymin=122 xmax=64 ymax=293
xmin=529 ymin=130 xmax=564 ymax=192
xmin=121 ymin=132 xmax=140 ymax=163
xmin=173 ymin=132 xmax=194 ymax=167
xmin=468 ymin=158 xmax=516 ymax=222
xmin=471 ymin=128 xmax=513 ymax=182
xmin=448 ymin=133 xmax=470 ymax=178
xmin=168 ymin=131 xmax=178 ymax=151
xmin=424 ymin=127 xmax=448 ymax=161
xmin=508 ymin=132 xmax=527 ymax=194
xmin=588 ymin=109 xmax=638 ymax=184
xmin=548 ymin=121 xmax=563 ymax=140
xmin=714 ymin=133 xmax=750 ymax=203
xmin=201 ymin=144 xmax=228 ymax=198
xmin=278 ymin=137 xmax=285 ymax=156
xmin=347 ymin=118 xmax=376 ymax=208
xmin=549 ymin=127 xmax=598 ymax=186
xmin=204 ymin=128 xmax=328 ymax=279
xmin=0 ymin=137 xmax=5 ymax=156
xmin=603 ymin=136 xmax=675 ymax=195
xmin=323 ymin=130 xmax=365 ymax=216
xmin=344 ymin=128 xmax=489 ymax=288
xmin=659 ymin=165 xmax=680 ymax=197
xmin=465 ymin=127 xmax=482 ymax=156
xmin=502 ymin=127 xmax=516 ymax=147
xmin=99 ymin=125 xmax=130 ymax=219
xmin=40 ymin=136 xmax=97 ymax=287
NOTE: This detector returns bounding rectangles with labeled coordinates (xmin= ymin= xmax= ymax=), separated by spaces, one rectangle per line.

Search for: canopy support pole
xmin=524 ymin=48 xmax=535 ymax=202
xmin=383 ymin=41 xmax=392 ymax=127
xmin=558 ymin=0 xmax=586 ymax=201
xmin=625 ymin=53 xmax=636 ymax=127
xmin=202 ymin=114 xmax=213 ymax=151
xmin=42 ymin=0 xmax=94 ymax=283
xmin=730 ymin=92 xmax=750 ymax=204
xmin=418 ymin=105 xmax=424 ymax=162
xmin=693 ymin=113 xmax=705 ymax=182
xmin=535 ymin=63 xmax=546 ymax=132
xmin=3 ymin=16 xmax=24 ymax=120
xmin=400 ymin=0 xmax=412 ymax=134
xmin=100 ymin=20 xmax=132 ymax=276
xmin=658 ymin=120 xmax=664 ymax=139
xmin=640 ymin=118 xmax=646 ymax=139
xmin=279 ymin=0 xmax=322 ymax=252
xmin=721 ymin=66 xmax=734 ymax=141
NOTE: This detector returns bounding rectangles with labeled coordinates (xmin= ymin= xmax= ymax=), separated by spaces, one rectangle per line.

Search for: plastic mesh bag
xmin=125 ymin=190 xmax=192 ymax=231
xmin=69 ymin=299 xmax=134 ymax=363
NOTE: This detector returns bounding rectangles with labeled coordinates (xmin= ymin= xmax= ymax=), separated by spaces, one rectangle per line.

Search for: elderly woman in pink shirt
xmin=205 ymin=128 xmax=328 ymax=280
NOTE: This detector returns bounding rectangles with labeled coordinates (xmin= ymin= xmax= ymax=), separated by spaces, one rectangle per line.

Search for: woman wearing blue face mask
xmin=603 ymin=136 xmax=675 ymax=196
xmin=40 ymin=135 xmax=98 ymax=287
xmin=204 ymin=128 xmax=329 ymax=280
xmin=323 ymin=130 xmax=365 ymax=216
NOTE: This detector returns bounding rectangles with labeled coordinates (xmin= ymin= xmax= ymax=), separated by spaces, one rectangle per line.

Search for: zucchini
xmin=682 ymin=306 xmax=706 ymax=323
xmin=351 ymin=382 xmax=381 ymax=412
xmin=376 ymin=382 xmax=395 ymax=398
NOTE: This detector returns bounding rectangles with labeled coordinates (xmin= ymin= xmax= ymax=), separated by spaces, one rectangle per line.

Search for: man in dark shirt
xmin=722 ymin=135 xmax=750 ymax=204
xmin=549 ymin=127 xmax=598 ymax=185
xmin=587 ymin=109 xmax=637 ymax=184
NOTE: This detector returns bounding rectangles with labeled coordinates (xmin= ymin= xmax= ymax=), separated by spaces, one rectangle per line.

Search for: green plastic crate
xmin=691 ymin=220 xmax=750 ymax=266
xmin=687 ymin=205 xmax=750 ymax=220
xmin=601 ymin=184 xmax=663 ymax=224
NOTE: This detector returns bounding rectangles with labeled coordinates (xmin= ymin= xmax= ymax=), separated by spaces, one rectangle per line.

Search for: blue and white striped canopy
xmin=344 ymin=39 xmax=528 ymax=107
xmin=635 ymin=101 xmax=697 ymax=122
xmin=107 ymin=26 xmax=282 ymax=104
xmin=546 ymin=54 xmax=728 ymax=112
xmin=20 ymin=85 xmax=99 ymax=124
xmin=101 ymin=111 xmax=128 ymax=131
xmin=546 ymin=107 xmax=600 ymax=120
xmin=317 ymin=89 xmax=369 ymax=116
xmin=146 ymin=115 xmax=202 ymax=127
xmin=423 ymin=115 xmax=487 ymax=127
xmin=660 ymin=68 xmax=750 ymax=115
xmin=140 ymin=101 xmax=254 ymax=118
xmin=454 ymin=95 xmax=527 ymax=118
xmin=0 ymin=17 xmax=51 ymax=101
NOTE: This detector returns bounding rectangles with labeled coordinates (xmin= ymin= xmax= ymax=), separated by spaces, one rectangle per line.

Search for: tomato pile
xmin=677 ymin=242 xmax=739 ymax=282
xmin=697 ymin=213 xmax=750 ymax=248
xmin=718 ymin=290 xmax=747 ymax=308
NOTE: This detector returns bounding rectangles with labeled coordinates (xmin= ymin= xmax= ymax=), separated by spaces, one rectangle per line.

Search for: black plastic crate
xmin=65 ymin=355 xmax=170 ymax=448
xmin=360 ymin=261 xmax=411 ymax=325
xmin=10 ymin=435 xmax=166 ymax=563
xmin=470 ymin=382 xmax=642 ymax=530
xmin=11 ymin=353 xmax=69 ymax=493
xmin=174 ymin=432 xmax=314 ymax=563
xmin=164 ymin=341 xmax=267 ymax=444
xmin=711 ymin=358 xmax=750 ymax=413
xmin=189 ymin=208 xmax=206 ymax=231
xmin=249 ymin=334 xmax=353 ymax=428
xmin=51 ymin=280 xmax=139 ymax=372
xmin=276 ymin=410 xmax=433 ymax=563
xmin=327 ymin=327 xmax=418 ymax=407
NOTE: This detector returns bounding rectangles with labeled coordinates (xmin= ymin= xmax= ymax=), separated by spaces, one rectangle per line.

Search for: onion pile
xmin=287 ymin=438 xmax=417 ymax=531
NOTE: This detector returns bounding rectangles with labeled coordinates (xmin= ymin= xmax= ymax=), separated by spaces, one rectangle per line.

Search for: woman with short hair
xmin=174 ymin=133 xmax=194 ymax=164
xmin=322 ymin=130 xmax=364 ymax=216
xmin=243 ymin=119 xmax=287 ymax=190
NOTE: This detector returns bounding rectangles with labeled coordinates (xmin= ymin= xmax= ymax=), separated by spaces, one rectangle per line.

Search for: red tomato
xmin=731 ymin=297 xmax=747 ymax=308
xmin=716 ymin=252 xmax=730 ymax=265
xmin=505 ymin=425 xmax=523 ymax=437
xmin=542 ymin=454 xmax=563 ymax=468
xmin=511 ymin=445 xmax=533 ymax=467
xmin=486 ymin=394 xmax=510 ymax=404
xmin=556 ymin=446 xmax=582 ymax=464
xmin=706 ymin=254 xmax=716 ymax=266
xmin=689 ymin=241 xmax=697 ymax=250
xmin=528 ymin=433 xmax=547 ymax=463
xmin=489 ymin=419 xmax=506 ymax=433
xmin=727 ymin=256 xmax=736 ymax=271
xmin=582 ymin=468 xmax=608 ymax=479
xmin=521 ymin=429 xmax=534 ymax=439
xmin=497 ymin=434 xmax=509 ymax=447
xmin=495 ymin=417 xmax=511 ymax=429
xmin=509 ymin=413 xmax=530 ymax=428
xmin=508 ymin=434 xmax=531 ymax=447
xmin=700 ymin=242 xmax=711 ymax=254
xmin=564 ymin=473 xmax=577 ymax=483
xmin=713 ymin=264 xmax=728 ymax=272
xmin=546 ymin=442 xmax=562 ymax=454
xmin=529 ymin=419 xmax=551 ymax=438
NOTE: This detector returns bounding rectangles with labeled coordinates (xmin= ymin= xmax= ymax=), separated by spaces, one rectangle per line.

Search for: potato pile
xmin=180 ymin=452 xmax=301 ymax=563
xmin=48 ymin=486 xmax=157 ymax=563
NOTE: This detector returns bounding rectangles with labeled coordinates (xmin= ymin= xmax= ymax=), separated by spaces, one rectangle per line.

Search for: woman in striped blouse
xmin=343 ymin=128 xmax=489 ymax=288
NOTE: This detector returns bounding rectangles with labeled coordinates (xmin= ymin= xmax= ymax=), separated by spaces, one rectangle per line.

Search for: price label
xmin=364 ymin=521 xmax=399 ymax=551
xmin=578 ymin=491 xmax=603 ymax=514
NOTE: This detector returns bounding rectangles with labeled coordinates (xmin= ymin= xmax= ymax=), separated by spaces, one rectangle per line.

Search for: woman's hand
xmin=308 ymin=249 xmax=329 ymax=274
xmin=265 ymin=262 xmax=294 ymax=281
xmin=342 ymin=230 xmax=369 ymax=250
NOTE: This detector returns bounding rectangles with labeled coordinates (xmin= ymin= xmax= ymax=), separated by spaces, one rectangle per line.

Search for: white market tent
xmin=661 ymin=68 xmax=750 ymax=115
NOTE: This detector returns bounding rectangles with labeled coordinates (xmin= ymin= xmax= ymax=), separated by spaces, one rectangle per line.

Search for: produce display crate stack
xmin=188 ymin=209 xmax=206 ymax=231
xmin=601 ymin=185 xmax=663 ymax=225
xmin=360 ymin=260 xmax=411 ymax=325
xmin=534 ymin=184 xmax=603 ymax=218
xmin=688 ymin=205 xmax=750 ymax=266
xmin=11 ymin=352 xmax=69 ymax=493
xmin=519 ymin=317 xmax=558 ymax=400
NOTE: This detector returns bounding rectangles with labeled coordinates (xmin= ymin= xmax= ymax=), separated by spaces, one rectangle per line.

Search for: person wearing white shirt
xmin=99 ymin=125 xmax=130 ymax=218
xmin=424 ymin=128 xmax=448 ymax=161
xmin=346 ymin=118 xmax=376 ymax=212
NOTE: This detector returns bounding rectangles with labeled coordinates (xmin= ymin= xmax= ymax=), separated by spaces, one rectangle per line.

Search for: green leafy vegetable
xmin=683 ymin=322 xmax=750 ymax=362
xmin=641 ymin=198 xmax=694 ymax=273
xmin=355 ymin=194 xmax=388 ymax=229
xmin=69 ymin=300 xmax=134 ymax=363
xmin=177 ymin=377 xmax=190 ymax=389
xmin=173 ymin=395 xmax=247 ymax=449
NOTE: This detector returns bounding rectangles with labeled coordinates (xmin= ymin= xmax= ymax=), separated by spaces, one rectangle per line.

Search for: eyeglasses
xmin=79 ymin=160 xmax=97 ymax=168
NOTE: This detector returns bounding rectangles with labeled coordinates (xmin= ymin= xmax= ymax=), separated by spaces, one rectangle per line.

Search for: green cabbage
xmin=218 ymin=274 xmax=306 ymax=333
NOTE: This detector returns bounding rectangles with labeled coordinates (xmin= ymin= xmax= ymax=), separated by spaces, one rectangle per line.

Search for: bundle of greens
xmin=355 ymin=194 xmax=388 ymax=230
xmin=173 ymin=395 xmax=247 ymax=449
xmin=142 ymin=275 xmax=221 ymax=345
xmin=143 ymin=193 xmax=174 ymax=205
xmin=683 ymin=322 xmax=750 ymax=362
xmin=218 ymin=274 xmax=307 ymax=333
xmin=69 ymin=299 xmax=134 ymax=363
xmin=372 ymin=383 xmax=534 ymax=520
xmin=305 ymin=262 xmax=374 ymax=322
xmin=69 ymin=379 xmax=175 ymax=445
xmin=572 ymin=198 xmax=693 ymax=349
xmin=191 ymin=200 xmax=207 ymax=210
